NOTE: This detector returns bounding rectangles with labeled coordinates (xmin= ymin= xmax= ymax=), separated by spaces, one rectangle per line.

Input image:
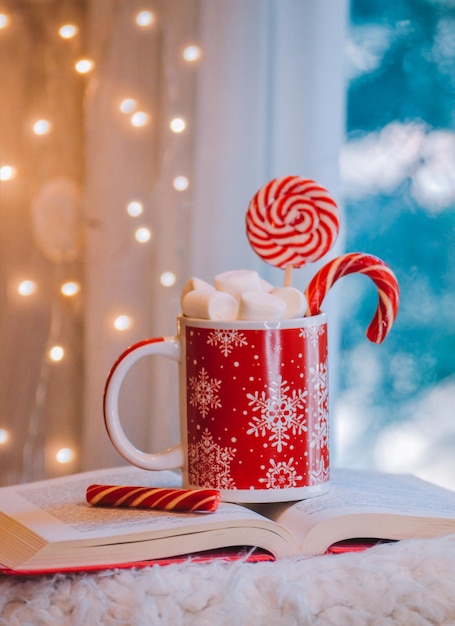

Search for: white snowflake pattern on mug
xmin=309 ymin=360 xmax=329 ymax=449
xmin=258 ymin=458 xmax=303 ymax=489
xmin=299 ymin=324 xmax=326 ymax=348
xmin=206 ymin=329 xmax=248 ymax=356
xmin=246 ymin=375 xmax=308 ymax=452
xmin=188 ymin=368 xmax=222 ymax=417
xmin=188 ymin=428 xmax=236 ymax=489
xmin=309 ymin=457 xmax=329 ymax=485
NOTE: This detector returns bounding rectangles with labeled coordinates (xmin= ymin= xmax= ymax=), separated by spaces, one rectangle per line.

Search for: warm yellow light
xmin=114 ymin=315 xmax=132 ymax=331
xmin=0 ymin=13 xmax=9 ymax=29
xmin=59 ymin=24 xmax=78 ymax=39
xmin=120 ymin=98 xmax=137 ymax=114
xmin=0 ymin=429 xmax=10 ymax=445
xmin=170 ymin=117 xmax=186 ymax=133
xmin=33 ymin=119 xmax=51 ymax=135
xmin=182 ymin=45 xmax=201 ymax=62
xmin=18 ymin=280 xmax=37 ymax=296
xmin=49 ymin=346 xmax=64 ymax=362
xmin=0 ymin=165 xmax=16 ymax=181
xmin=61 ymin=281 xmax=80 ymax=297
xmin=75 ymin=58 xmax=95 ymax=74
xmin=135 ymin=227 xmax=152 ymax=243
xmin=160 ymin=271 xmax=176 ymax=287
xmin=135 ymin=10 xmax=155 ymax=27
xmin=127 ymin=201 xmax=143 ymax=217
xmin=173 ymin=176 xmax=189 ymax=191
xmin=56 ymin=447 xmax=74 ymax=464
xmin=131 ymin=111 xmax=150 ymax=127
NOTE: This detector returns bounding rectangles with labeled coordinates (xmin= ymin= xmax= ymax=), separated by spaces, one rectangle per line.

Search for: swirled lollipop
xmin=246 ymin=176 xmax=339 ymax=284
xmin=305 ymin=253 xmax=400 ymax=344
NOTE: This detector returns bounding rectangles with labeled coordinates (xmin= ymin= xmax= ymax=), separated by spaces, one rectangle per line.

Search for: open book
xmin=1 ymin=465 xmax=455 ymax=574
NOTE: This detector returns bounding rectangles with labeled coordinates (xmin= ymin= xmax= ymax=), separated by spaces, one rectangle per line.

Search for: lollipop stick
xmin=284 ymin=266 xmax=293 ymax=287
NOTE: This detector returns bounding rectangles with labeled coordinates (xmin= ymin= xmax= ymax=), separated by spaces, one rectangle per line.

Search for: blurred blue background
xmin=336 ymin=0 xmax=455 ymax=487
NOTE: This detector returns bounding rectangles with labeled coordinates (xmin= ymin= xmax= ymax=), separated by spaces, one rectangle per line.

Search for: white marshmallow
xmin=238 ymin=291 xmax=286 ymax=321
xmin=182 ymin=289 xmax=238 ymax=321
xmin=272 ymin=287 xmax=307 ymax=319
xmin=214 ymin=269 xmax=262 ymax=299
xmin=259 ymin=278 xmax=274 ymax=292
xmin=180 ymin=277 xmax=214 ymax=307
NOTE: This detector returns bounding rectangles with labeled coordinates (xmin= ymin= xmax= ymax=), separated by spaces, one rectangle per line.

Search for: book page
xmin=258 ymin=467 xmax=455 ymax=550
xmin=1 ymin=466 xmax=266 ymax=543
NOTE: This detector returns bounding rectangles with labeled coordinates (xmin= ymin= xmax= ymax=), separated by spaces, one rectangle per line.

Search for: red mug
xmin=104 ymin=314 xmax=329 ymax=503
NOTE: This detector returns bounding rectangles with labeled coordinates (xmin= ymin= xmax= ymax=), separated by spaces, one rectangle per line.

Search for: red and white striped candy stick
xmin=305 ymin=253 xmax=399 ymax=344
xmin=246 ymin=176 xmax=339 ymax=284
xmin=86 ymin=484 xmax=221 ymax=513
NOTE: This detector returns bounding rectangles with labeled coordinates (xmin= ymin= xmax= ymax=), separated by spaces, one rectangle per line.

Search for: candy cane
xmin=86 ymin=484 xmax=221 ymax=513
xmin=305 ymin=253 xmax=399 ymax=344
xmin=246 ymin=177 xmax=339 ymax=277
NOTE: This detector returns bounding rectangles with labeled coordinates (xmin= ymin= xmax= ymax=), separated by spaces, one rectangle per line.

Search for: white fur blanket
xmin=1 ymin=535 xmax=455 ymax=625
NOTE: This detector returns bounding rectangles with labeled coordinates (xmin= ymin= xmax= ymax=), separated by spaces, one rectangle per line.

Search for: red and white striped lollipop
xmin=305 ymin=253 xmax=399 ymax=344
xmin=246 ymin=176 xmax=339 ymax=275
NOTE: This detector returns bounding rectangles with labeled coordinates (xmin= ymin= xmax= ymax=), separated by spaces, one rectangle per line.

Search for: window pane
xmin=338 ymin=0 xmax=455 ymax=488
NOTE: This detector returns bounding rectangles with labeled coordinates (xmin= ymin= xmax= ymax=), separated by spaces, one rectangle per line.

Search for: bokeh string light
xmin=33 ymin=119 xmax=52 ymax=135
xmin=173 ymin=175 xmax=189 ymax=191
xmin=131 ymin=111 xmax=150 ymax=127
xmin=75 ymin=58 xmax=95 ymax=74
xmin=126 ymin=200 xmax=143 ymax=216
xmin=61 ymin=281 xmax=80 ymax=297
xmin=0 ymin=165 xmax=17 ymax=180
xmin=18 ymin=280 xmax=37 ymax=296
xmin=59 ymin=24 xmax=78 ymax=39
xmin=182 ymin=44 xmax=201 ymax=62
xmin=120 ymin=98 xmax=137 ymax=114
xmin=114 ymin=315 xmax=132 ymax=331
xmin=135 ymin=227 xmax=152 ymax=243
xmin=170 ymin=117 xmax=186 ymax=133
xmin=0 ymin=13 xmax=9 ymax=29
xmin=135 ymin=10 xmax=155 ymax=28
xmin=0 ymin=429 xmax=10 ymax=448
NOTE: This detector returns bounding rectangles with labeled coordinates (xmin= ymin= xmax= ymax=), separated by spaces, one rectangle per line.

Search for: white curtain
xmin=0 ymin=0 xmax=347 ymax=484
xmin=82 ymin=0 xmax=348 ymax=471
xmin=0 ymin=0 xmax=85 ymax=485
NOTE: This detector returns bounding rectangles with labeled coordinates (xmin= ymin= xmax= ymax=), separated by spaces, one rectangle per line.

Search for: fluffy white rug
xmin=1 ymin=535 xmax=455 ymax=625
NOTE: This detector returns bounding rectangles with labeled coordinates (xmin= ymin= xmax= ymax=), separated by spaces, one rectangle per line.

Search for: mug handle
xmin=103 ymin=336 xmax=184 ymax=470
